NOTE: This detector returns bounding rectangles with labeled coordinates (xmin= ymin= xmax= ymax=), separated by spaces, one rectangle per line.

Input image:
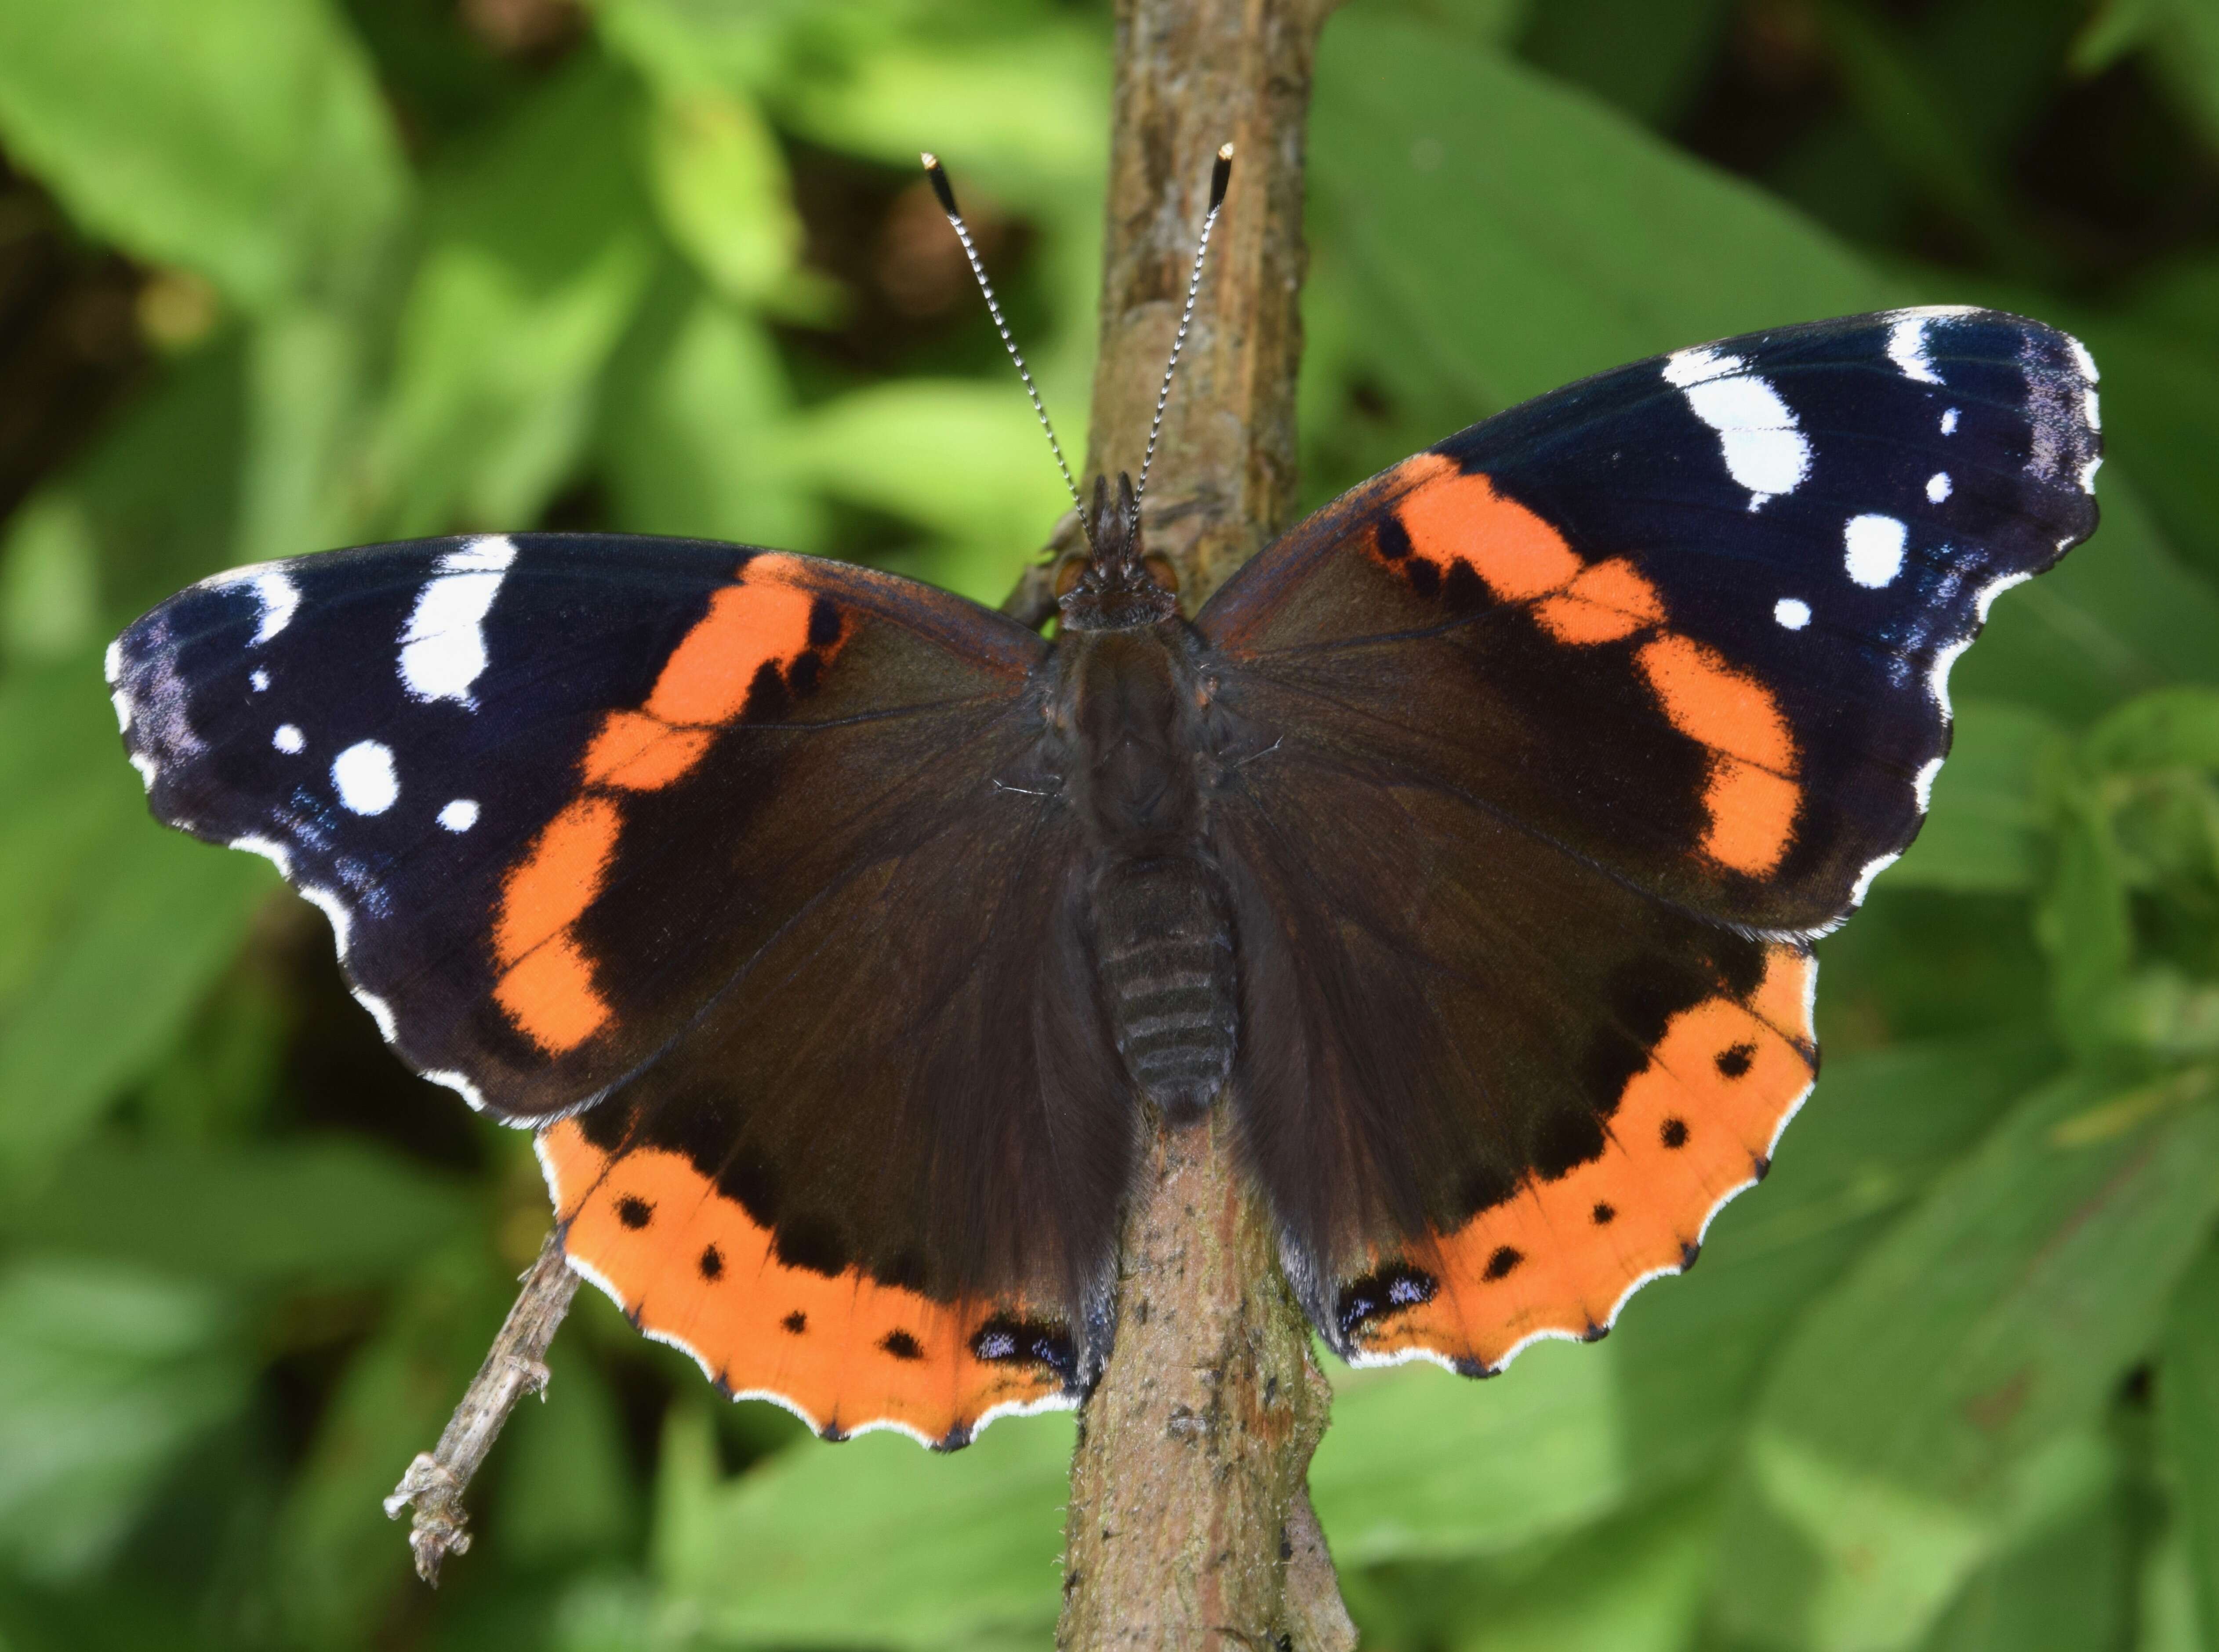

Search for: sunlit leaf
xmin=0 ymin=657 xmax=271 ymax=1186
xmin=2161 ymin=1240 xmax=2219 ymax=1650
xmin=0 ymin=1260 xmax=247 ymax=1582
xmin=0 ymin=1136 xmax=471 ymax=1289
xmin=0 ymin=0 xmax=407 ymax=309
xmin=654 ymin=1402 xmax=1067 ymax=1649
xmin=1713 ymin=1069 xmax=2219 ymax=1651
xmin=1886 ymin=700 xmax=2064 ymax=895
xmin=271 ymin=1240 xmax=511 ymax=1649
xmin=1314 ymin=1340 xmax=1627 ymax=1564
xmin=597 ymin=284 xmax=822 ymax=552
xmin=496 ymin=1342 xmax=642 ymax=1567
xmin=368 ymin=61 xmax=655 ymax=537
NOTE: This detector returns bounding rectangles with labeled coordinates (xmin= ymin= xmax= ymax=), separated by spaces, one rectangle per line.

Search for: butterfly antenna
xmin=923 ymin=152 xmax=1088 ymax=541
xmin=1134 ymin=142 xmax=1234 ymax=524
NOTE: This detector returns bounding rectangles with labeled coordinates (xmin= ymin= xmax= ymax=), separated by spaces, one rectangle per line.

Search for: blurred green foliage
xmin=1 ymin=0 xmax=2217 ymax=1647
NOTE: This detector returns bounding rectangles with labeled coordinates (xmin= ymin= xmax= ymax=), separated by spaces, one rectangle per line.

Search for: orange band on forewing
xmin=581 ymin=712 xmax=714 ymax=791
xmin=490 ymin=557 xmax=846 ymax=1056
xmin=1536 ymin=557 xmax=1666 ymax=644
xmin=1399 ymin=464 xmax=1581 ymax=600
xmin=495 ymin=797 xmax=621 ymax=965
xmin=1635 ymin=634 xmax=1793 ymax=770
xmin=539 ymin=1120 xmax=1069 ymax=1443
xmin=496 ymin=937 xmax=611 ymax=1050
xmin=1702 ymin=757 xmax=1802 ymax=875
xmin=1634 ymin=634 xmax=1801 ymax=875
xmin=647 ymin=560 xmax=820 ymax=726
xmin=1350 ymin=946 xmax=1815 ymax=1371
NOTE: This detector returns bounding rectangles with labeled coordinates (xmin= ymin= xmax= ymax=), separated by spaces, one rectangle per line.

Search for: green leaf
xmin=1919 ymin=1430 xmax=2130 ymax=1652
xmin=2161 ymin=1240 xmax=2219 ymax=1650
xmin=1887 ymin=701 xmax=2066 ymax=895
xmin=643 ymin=87 xmax=819 ymax=312
xmin=0 ymin=1260 xmax=247 ymax=1582
xmin=2 ymin=337 xmax=248 ymax=633
xmin=0 ymin=1137 xmax=472 ymax=1289
xmin=597 ymin=283 xmax=821 ymax=552
xmin=2084 ymin=686 xmax=2219 ymax=775
xmin=0 ymin=657 xmax=271 ymax=1185
xmin=1313 ymin=1340 xmax=1628 ymax=1564
xmin=1713 ymin=1068 xmax=2219 ymax=1651
xmin=271 ymin=1240 xmax=511 ymax=1649
xmin=495 ymin=1342 xmax=642 ymax=1568
xmin=1518 ymin=0 xmax=1732 ymax=128
xmin=235 ymin=304 xmax=376 ymax=566
xmin=654 ymin=1402 xmax=1067 ymax=1649
xmin=0 ymin=0 xmax=407 ymax=309
xmin=2036 ymin=793 xmax=2138 ymax=1057
xmin=368 ymin=61 xmax=656 ymax=537
xmin=1311 ymin=12 xmax=1887 ymax=423
xmin=1436 ymin=1489 xmax=1719 ymax=1652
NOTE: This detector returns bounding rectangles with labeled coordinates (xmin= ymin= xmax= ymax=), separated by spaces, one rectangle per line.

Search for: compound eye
xmin=1142 ymin=553 xmax=1180 ymax=595
xmin=1053 ymin=554 xmax=1087 ymax=599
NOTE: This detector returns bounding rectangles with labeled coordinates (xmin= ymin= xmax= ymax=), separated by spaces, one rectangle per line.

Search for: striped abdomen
xmin=1092 ymin=857 xmax=1238 ymax=1119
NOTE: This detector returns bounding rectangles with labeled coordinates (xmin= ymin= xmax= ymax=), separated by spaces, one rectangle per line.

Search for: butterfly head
xmin=1058 ymin=472 xmax=1179 ymax=632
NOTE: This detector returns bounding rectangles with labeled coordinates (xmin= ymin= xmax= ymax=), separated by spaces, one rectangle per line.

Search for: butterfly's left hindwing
xmin=1197 ymin=307 xmax=2099 ymax=1372
xmin=112 ymin=535 xmax=1126 ymax=1445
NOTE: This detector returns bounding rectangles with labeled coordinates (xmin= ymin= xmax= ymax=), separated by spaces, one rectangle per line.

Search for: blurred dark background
xmin=4 ymin=1 xmax=2219 ymax=1648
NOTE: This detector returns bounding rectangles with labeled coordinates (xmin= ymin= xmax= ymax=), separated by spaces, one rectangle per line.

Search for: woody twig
xmin=383 ymin=1231 xmax=578 ymax=1584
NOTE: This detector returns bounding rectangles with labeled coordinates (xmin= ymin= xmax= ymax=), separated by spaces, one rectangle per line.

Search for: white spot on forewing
xmin=398 ymin=535 xmax=516 ymax=704
xmin=1941 ymin=408 xmax=1960 ymax=435
xmin=1775 ymin=598 xmax=1811 ymax=630
xmin=331 ymin=740 xmax=399 ymax=814
xmin=1887 ymin=314 xmax=1943 ymax=384
xmin=250 ymin=668 xmax=269 ymax=692
xmin=111 ymin=689 xmax=132 ymax=735
xmin=272 ymin=723 xmax=305 ymax=755
xmin=103 ymin=638 xmax=122 ymax=684
xmin=1844 ymin=514 xmax=1908 ymax=588
xmin=438 ymin=799 xmax=479 ymax=833
xmin=128 ymin=751 xmax=159 ymax=791
xmin=1662 ymin=347 xmax=1811 ymax=507
xmin=1927 ymin=472 xmax=1952 ymax=503
xmin=1914 ymin=756 xmax=1944 ymax=813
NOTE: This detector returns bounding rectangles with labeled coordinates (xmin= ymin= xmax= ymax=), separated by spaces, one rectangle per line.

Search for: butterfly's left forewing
xmin=113 ymin=535 xmax=1127 ymax=1445
xmin=1198 ymin=307 xmax=2099 ymax=1372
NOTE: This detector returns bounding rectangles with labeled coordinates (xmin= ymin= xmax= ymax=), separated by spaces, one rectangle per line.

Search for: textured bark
xmin=1058 ymin=2 xmax=1353 ymax=1646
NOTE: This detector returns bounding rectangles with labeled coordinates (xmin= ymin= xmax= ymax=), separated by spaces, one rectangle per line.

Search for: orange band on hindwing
xmin=537 ymin=1119 xmax=1076 ymax=1445
xmin=1340 ymin=944 xmax=1816 ymax=1372
xmin=490 ymin=556 xmax=846 ymax=1055
xmin=1380 ymin=459 xmax=1805 ymax=877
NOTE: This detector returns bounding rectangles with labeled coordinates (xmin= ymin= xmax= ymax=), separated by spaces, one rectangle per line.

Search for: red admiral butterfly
xmin=109 ymin=169 xmax=2100 ymax=1446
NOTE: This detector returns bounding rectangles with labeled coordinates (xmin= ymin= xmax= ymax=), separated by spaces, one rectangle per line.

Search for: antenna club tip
xmin=1208 ymin=144 xmax=1234 ymax=211
xmin=922 ymin=153 xmax=959 ymax=217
